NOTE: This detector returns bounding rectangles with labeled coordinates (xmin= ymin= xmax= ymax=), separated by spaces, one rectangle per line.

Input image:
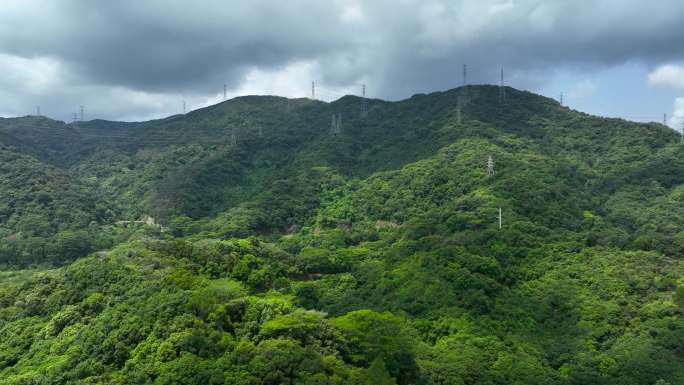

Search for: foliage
xmin=1 ymin=86 xmax=684 ymax=384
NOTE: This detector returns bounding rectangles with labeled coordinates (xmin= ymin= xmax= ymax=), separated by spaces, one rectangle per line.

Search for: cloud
xmin=648 ymin=65 xmax=684 ymax=88
xmin=670 ymin=97 xmax=684 ymax=131
xmin=1 ymin=0 xmax=684 ymax=120
xmin=197 ymin=60 xmax=358 ymax=107
xmin=567 ymin=79 xmax=598 ymax=100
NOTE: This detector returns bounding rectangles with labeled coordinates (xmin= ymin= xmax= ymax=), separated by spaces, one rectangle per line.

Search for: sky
xmin=1 ymin=0 xmax=684 ymax=131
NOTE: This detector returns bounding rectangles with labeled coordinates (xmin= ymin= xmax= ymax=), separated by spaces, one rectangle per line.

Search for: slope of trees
xmin=1 ymin=238 xmax=682 ymax=384
xmin=1 ymin=86 xmax=683 ymax=384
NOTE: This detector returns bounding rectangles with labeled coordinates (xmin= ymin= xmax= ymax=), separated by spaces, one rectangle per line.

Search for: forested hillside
xmin=1 ymin=86 xmax=683 ymax=384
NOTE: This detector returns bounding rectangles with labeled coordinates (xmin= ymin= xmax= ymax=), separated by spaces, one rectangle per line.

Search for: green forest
xmin=1 ymin=85 xmax=683 ymax=384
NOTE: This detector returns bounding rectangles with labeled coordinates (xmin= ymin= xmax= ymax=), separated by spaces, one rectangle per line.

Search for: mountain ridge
xmin=1 ymin=85 xmax=683 ymax=262
xmin=1 ymin=85 xmax=683 ymax=384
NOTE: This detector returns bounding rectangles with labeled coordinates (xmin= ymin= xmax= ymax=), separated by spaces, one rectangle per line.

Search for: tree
xmin=332 ymin=310 xmax=420 ymax=385
xmin=362 ymin=357 xmax=397 ymax=385
xmin=673 ymin=286 xmax=684 ymax=308
xmin=248 ymin=339 xmax=324 ymax=385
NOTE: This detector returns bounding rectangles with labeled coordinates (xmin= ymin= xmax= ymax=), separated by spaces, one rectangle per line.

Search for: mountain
xmin=0 ymin=86 xmax=683 ymax=384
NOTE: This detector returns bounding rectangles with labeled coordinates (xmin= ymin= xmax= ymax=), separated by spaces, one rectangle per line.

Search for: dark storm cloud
xmin=0 ymin=0 xmax=354 ymax=92
xmin=357 ymin=1 xmax=684 ymax=96
xmin=1 ymin=0 xmax=684 ymax=120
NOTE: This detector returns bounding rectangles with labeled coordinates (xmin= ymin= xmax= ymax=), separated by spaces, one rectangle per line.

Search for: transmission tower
xmin=360 ymin=84 xmax=368 ymax=118
xmin=231 ymin=129 xmax=237 ymax=146
xmin=224 ymin=84 xmax=227 ymax=100
xmin=498 ymin=208 xmax=502 ymax=229
xmin=331 ymin=113 xmax=342 ymax=135
xmin=311 ymin=81 xmax=315 ymax=99
xmin=463 ymin=64 xmax=467 ymax=85
xmin=36 ymin=106 xmax=40 ymax=116
xmin=560 ymin=92 xmax=564 ymax=106
xmin=486 ymin=155 xmax=494 ymax=176
xmin=183 ymin=100 xmax=186 ymax=114
xmin=456 ymin=96 xmax=462 ymax=125
xmin=80 ymin=105 xmax=84 ymax=121
xmin=499 ymin=68 xmax=506 ymax=103
xmin=663 ymin=113 xmax=667 ymax=126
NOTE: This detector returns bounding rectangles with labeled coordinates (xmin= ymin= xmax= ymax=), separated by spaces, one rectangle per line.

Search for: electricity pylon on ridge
xmin=499 ymin=68 xmax=506 ymax=104
xmin=360 ymin=84 xmax=368 ymax=118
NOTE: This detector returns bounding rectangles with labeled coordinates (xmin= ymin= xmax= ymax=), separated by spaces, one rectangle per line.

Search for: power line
xmin=3 ymin=126 xmax=269 ymax=145
xmin=314 ymin=87 xmax=348 ymax=100
xmin=25 ymin=136 xmax=231 ymax=146
xmin=620 ymin=115 xmax=670 ymax=119
xmin=603 ymin=115 xmax=673 ymax=122
xmin=309 ymin=83 xmax=366 ymax=102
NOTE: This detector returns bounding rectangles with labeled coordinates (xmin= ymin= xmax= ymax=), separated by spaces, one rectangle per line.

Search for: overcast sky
xmin=1 ymin=0 xmax=684 ymax=129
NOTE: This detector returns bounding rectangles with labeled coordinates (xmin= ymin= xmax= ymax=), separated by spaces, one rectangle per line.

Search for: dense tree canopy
xmin=1 ymin=86 xmax=683 ymax=384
